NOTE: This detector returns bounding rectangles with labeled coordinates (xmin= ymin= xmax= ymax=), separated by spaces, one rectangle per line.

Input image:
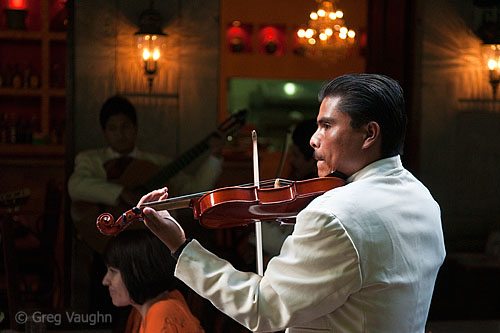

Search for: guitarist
xmin=68 ymin=95 xmax=225 ymax=253
xmin=68 ymin=95 xmax=224 ymax=318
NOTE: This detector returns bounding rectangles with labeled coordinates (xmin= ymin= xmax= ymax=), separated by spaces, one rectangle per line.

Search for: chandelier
xmin=296 ymin=0 xmax=356 ymax=59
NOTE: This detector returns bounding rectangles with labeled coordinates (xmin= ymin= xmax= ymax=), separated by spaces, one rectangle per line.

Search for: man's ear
xmin=362 ymin=121 xmax=380 ymax=149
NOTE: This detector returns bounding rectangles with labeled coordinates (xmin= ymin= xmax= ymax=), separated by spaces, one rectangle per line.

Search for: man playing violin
xmin=139 ymin=74 xmax=446 ymax=332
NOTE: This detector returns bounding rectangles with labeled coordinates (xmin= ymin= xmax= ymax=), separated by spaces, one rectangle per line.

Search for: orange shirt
xmin=125 ymin=289 xmax=205 ymax=333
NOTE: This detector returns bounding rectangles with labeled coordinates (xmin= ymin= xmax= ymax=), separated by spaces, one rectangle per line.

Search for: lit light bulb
xmin=10 ymin=0 xmax=26 ymax=9
xmin=153 ymin=49 xmax=160 ymax=60
xmin=488 ymin=59 xmax=498 ymax=70
xmin=297 ymin=1 xmax=356 ymax=57
xmin=283 ymin=82 xmax=296 ymax=95
xmin=143 ymin=49 xmax=150 ymax=60
xmin=145 ymin=35 xmax=150 ymax=41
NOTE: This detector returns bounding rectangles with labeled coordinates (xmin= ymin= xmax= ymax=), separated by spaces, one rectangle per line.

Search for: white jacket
xmin=175 ymin=156 xmax=446 ymax=332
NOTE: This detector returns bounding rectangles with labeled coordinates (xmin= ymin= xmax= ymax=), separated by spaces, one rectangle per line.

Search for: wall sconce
xmin=135 ymin=1 xmax=167 ymax=93
xmin=4 ymin=0 xmax=27 ymax=30
xmin=483 ymin=44 xmax=500 ymax=100
xmin=475 ymin=2 xmax=500 ymax=99
xmin=258 ymin=25 xmax=286 ymax=55
xmin=226 ymin=21 xmax=253 ymax=53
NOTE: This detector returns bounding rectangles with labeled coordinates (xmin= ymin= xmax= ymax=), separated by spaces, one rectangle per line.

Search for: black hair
xmin=292 ymin=118 xmax=317 ymax=160
xmin=99 ymin=95 xmax=137 ymax=129
xmin=318 ymin=73 xmax=407 ymax=157
xmin=103 ymin=229 xmax=177 ymax=305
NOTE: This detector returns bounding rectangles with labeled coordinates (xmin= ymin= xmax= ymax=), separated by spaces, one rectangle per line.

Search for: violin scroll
xmin=96 ymin=207 xmax=144 ymax=236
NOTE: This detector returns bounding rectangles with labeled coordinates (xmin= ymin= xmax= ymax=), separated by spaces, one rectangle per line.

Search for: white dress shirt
xmin=175 ymin=155 xmax=446 ymax=332
xmin=68 ymin=146 xmax=223 ymax=206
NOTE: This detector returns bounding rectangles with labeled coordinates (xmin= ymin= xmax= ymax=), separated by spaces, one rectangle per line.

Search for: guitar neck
xmin=141 ymin=139 xmax=210 ymax=192
xmin=140 ymin=109 xmax=247 ymax=193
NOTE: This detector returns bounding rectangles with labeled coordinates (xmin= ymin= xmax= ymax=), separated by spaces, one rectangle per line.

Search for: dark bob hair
xmin=103 ymin=229 xmax=177 ymax=305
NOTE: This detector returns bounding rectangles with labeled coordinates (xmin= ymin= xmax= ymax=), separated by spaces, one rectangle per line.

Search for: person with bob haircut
xmin=102 ymin=229 xmax=205 ymax=333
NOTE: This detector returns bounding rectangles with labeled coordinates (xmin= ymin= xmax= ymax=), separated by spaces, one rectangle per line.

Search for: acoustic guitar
xmin=71 ymin=110 xmax=247 ymax=253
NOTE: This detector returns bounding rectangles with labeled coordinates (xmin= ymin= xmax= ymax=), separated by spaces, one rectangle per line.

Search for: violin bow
xmin=275 ymin=126 xmax=292 ymax=179
xmin=252 ymin=130 xmax=264 ymax=276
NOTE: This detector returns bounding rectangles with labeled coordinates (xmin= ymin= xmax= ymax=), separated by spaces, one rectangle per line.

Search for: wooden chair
xmin=0 ymin=181 xmax=64 ymax=329
xmin=16 ymin=179 xmax=64 ymax=309
xmin=0 ymin=187 xmax=30 ymax=329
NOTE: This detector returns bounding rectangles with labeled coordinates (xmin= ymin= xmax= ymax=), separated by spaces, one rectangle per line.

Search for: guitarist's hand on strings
xmin=138 ymin=187 xmax=187 ymax=253
xmin=208 ymin=130 xmax=225 ymax=158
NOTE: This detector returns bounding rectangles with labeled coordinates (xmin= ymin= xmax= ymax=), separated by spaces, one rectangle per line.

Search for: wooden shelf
xmin=0 ymin=30 xmax=66 ymax=41
xmin=0 ymin=88 xmax=66 ymax=96
xmin=0 ymin=0 xmax=67 ymax=143
xmin=0 ymin=88 xmax=42 ymax=96
xmin=0 ymin=143 xmax=65 ymax=157
xmin=0 ymin=30 xmax=43 ymax=40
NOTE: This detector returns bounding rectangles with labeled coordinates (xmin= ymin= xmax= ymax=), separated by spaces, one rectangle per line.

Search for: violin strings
xmin=234 ymin=178 xmax=293 ymax=189
xmin=141 ymin=178 xmax=294 ymax=207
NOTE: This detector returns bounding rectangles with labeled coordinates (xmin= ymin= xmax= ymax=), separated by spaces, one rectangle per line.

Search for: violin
xmin=96 ymin=176 xmax=345 ymax=236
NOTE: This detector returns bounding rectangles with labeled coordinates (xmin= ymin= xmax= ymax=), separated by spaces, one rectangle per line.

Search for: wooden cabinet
xmin=0 ymin=2 xmax=68 ymax=318
xmin=0 ymin=0 xmax=67 ymax=231
xmin=0 ymin=0 xmax=67 ymax=154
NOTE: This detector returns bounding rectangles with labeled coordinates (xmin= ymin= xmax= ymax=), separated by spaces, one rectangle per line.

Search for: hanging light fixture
xmin=296 ymin=0 xmax=355 ymax=60
xmin=135 ymin=0 xmax=167 ymax=92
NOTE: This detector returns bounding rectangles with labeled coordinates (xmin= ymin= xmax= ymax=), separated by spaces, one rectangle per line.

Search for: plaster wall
xmin=73 ymin=0 xmax=219 ymax=157
xmin=419 ymin=0 xmax=500 ymax=251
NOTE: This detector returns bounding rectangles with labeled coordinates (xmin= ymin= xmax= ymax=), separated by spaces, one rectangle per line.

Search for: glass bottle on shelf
xmin=12 ymin=64 xmax=22 ymax=89
xmin=4 ymin=64 xmax=14 ymax=87
xmin=29 ymin=68 xmax=40 ymax=88
xmin=7 ymin=114 xmax=17 ymax=144
xmin=32 ymin=115 xmax=45 ymax=145
xmin=0 ymin=113 xmax=7 ymax=143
